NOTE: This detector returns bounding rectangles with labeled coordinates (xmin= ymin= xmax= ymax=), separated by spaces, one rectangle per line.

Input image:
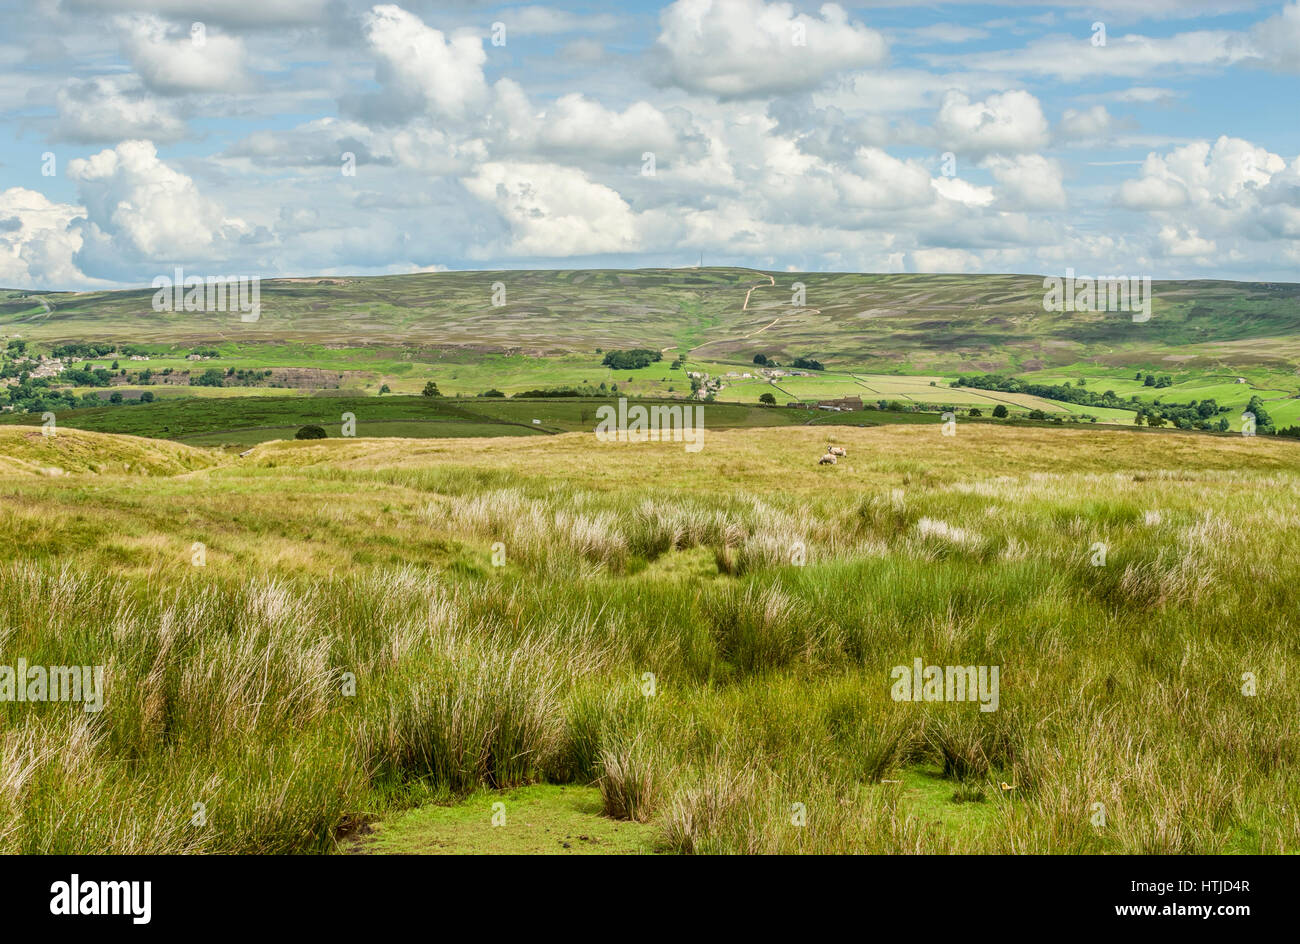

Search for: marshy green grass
xmin=0 ymin=422 xmax=1296 ymax=853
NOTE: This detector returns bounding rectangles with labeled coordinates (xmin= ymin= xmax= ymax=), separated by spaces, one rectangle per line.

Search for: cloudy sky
xmin=1 ymin=0 xmax=1298 ymax=289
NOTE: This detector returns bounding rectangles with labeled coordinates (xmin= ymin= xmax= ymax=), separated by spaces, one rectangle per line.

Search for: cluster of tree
xmin=752 ymin=354 xmax=824 ymax=371
xmin=191 ymin=347 xmax=221 ymax=359
xmin=229 ymin=368 xmax=273 ymax=383
xmin=420 ymin=382 xmax=633 ymax=399
xmin=512 ymin=385 xmax=601 ymax=398
xmin=135 ymin=366 xmax=269 ymax=389
xmin=0 ymin=378 xmax=74 ymax=413
xmin=1133 ymin=397 xmax=1235 ymax=431
xmin=956 ymin=373 xmax=1137 ymax=412
xmin=46 ymin=341 xmax=162 ymax=360
xmin=190 ymin=368 xmax=226 ymax=387
xmin=58 ymin=367 xmax=115 ymax=387
xmin=1136 ymin=372 xmax=1174 ymax=388
xmin=1 ymin=378 xmax=155 ymax=414
xmin=51 ymin=342 xmax=117 ymax=359
xmin=1243 ymin=395 xmax=1274 ymax=433
xmin=868 ymin=398 xmax=1010 ymax=418
xmin=959 ymin=372 xmax=1253 ymax=430
xmin=601 ymin=349 xmax=661 ymax=370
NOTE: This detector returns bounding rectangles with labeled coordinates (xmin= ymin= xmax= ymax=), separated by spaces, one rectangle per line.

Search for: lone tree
xmin=421 ymin=381 xmax=441 ymax=398
xmin=295 ymin=425 xmax=327 ymax=440
xmin=759 ymin=392 xmax=776 ymax=405
xmin=992 ymin=404 xmax=1008 ymax=418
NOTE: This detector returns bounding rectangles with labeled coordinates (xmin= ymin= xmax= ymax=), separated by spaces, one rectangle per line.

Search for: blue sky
xmin=1 ymin=0 xmax=1298 ymax=289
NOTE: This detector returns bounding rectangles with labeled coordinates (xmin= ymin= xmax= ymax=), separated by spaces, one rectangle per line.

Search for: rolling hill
xmin=3 ymin=268 xmax=1299 ymax=436
xmin=4 ymin=268 xmax=1300 ymax=372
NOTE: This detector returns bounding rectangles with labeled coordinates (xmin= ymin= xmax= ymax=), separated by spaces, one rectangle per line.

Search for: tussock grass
xmin=598 ymin=735 xmax=658 ymax=823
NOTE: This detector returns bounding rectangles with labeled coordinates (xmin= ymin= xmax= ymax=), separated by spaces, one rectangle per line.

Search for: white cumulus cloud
xmin=984 ymin=154 xmax=1067 ymax=210
xmin=118 ymin=14 xmax=251 ymax=94
xmin=655 ymin=0 xmax=888 ymax=98
xmin=54 ymin=75 xmax=186 ymax=143
xmin=934 ymin=90 xmax=1050 ymax=156
xmin=1158 ymin=224 xmax=1216 ymax=257
xmin=463 ymin=162 xmax=640 ymax=257
xmin=67 ymin=140 xmax=250 ymax=270
xmin=1120 ymin=137 xmax=1286 ymax=209
xmin=358 ymin=4 xmax=489 ymax=123
xmin=1058 ymin=105 xmax=1113 ymax=143
xmin=0 ymin=188 xmax=87 ymax=289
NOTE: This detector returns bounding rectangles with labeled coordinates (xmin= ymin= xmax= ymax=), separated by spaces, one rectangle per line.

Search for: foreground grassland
xmin=0 ymin=423 xmax=1297 ymax=854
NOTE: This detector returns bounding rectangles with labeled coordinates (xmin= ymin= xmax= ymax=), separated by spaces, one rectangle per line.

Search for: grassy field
xmin=0 ymin=421 xmax=1296 ymax=854
xmin=1023 ymin=367 xmax=1300 ymax=428
xmin=0 ymin=394 xmax=947 ymax=448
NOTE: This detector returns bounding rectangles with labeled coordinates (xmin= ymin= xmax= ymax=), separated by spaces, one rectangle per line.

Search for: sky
xmin=0 ymin=0 xmax=1298 ymax=290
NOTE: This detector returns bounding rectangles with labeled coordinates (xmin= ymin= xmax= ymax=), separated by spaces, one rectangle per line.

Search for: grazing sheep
xmin=829 ymin=446 xmax=847 ymax=457
xmin=818 ymin=453 xmax=837 ymax=465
